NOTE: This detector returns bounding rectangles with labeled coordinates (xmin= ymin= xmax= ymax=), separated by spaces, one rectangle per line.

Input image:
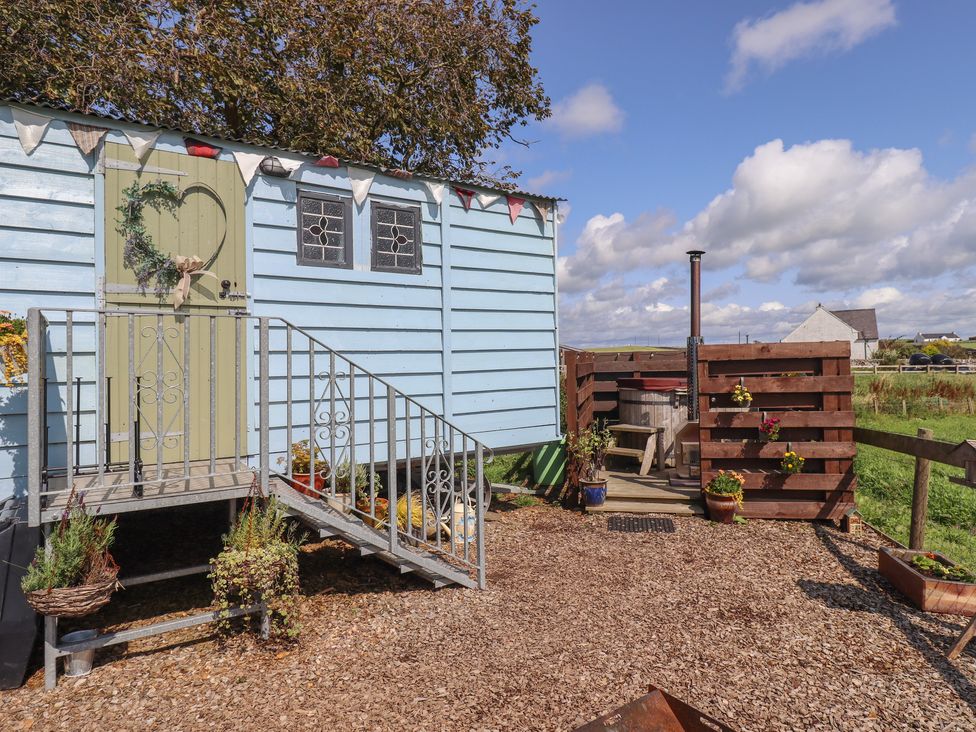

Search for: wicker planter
xmin=24 ymin=570 xmax=119 ymax=618
xmin=879 ymin=547 xmax=976 ymax=615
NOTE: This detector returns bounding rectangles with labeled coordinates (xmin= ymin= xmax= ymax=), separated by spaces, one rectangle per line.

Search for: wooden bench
xmin=607 ymin=424 xmax=665 ymax=476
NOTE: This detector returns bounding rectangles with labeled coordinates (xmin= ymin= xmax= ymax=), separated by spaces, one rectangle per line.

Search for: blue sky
xmin=503 ymin=0 xmax=976 ymax=346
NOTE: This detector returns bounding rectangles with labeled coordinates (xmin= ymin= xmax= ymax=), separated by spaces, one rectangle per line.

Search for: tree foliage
xmin=0 ymin=0 xmax=550 ymax=183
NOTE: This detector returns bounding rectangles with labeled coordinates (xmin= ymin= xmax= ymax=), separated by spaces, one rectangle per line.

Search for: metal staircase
xmin=26 ymin=308 xmax=487 ymax=590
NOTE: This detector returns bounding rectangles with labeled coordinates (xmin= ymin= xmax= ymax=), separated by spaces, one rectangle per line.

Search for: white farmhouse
xmin=782 ymin=305 xmax=879 ymax=360
xmin=914 ymin=331 xmax=961 ymax=344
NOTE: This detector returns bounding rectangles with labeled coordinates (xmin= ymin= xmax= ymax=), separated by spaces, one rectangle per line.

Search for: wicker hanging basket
xmin=24 ymin=568 xmax=120 ymax=618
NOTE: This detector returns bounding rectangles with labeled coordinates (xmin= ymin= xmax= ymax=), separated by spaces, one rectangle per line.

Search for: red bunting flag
xmin=507 ymin=195 xmax=525 ymax=224
xmin=184 ymin=138 xmax=222 ymax=158
xmin=455 ymin=187 xmax=475 ymax=210
xmin=314 ymin=155 xmax=341 ymax=168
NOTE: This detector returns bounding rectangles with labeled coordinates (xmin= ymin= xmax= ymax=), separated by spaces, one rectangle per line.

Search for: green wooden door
xmin=102 ymin=141 xmax=247 ymax=469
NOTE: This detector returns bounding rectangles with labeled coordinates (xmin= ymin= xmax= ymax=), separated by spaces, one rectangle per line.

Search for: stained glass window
xmin=297 ymin=191 xmax=352 ymax=268
xmin=371 ymin=202 xmax=422 ymax=274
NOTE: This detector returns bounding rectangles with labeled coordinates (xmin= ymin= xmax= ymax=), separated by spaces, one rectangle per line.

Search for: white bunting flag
xmin=424 ymin=181 xmax=446 ymax=205
xmin=278 ymin=157 xmax=304 ymax=173
xmin=232 ymin=151 xmax=265 ymax=185
xmin=556 ymin=201 xmax=570 ymax=224
xmin=11 ymin=107 xmax=52 ymax=154
xmin=476 ymin=191 xmax=500 ymax=209
xmin=532 ymin=201 xmax=551 ymax=223
xmin=67 ymin=122 xmax=108 ymax=156
xmin=124 ymin=129 xmax=162 ymax=161
xmin=347 ymin=166 xmax=375 ymax=206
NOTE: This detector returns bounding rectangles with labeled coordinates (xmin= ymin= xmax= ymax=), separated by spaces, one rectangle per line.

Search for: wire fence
xmin=854 ymin=394 xmax=976 ymax=417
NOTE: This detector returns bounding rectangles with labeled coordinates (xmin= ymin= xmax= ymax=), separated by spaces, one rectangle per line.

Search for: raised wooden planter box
xmin=879 ymin=547 xmax=976 ymax=615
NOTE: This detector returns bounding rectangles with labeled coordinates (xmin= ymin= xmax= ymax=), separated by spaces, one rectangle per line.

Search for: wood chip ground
xmin=3 ymin=504 xmax=976 ymax=731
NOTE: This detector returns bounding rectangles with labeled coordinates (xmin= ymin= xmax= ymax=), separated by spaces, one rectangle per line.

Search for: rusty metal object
xmin=574 ymin=686 xmax=736 ymax=732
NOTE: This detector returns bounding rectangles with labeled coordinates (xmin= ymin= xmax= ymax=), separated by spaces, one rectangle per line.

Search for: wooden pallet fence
xmin=562 ymin=348 xmax=686 ymax=433
xmin=697 ymin=341 xmax=856 ymax=520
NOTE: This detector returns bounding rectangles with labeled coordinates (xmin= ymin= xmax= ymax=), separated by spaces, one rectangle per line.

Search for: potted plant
xmin=568 ymin=424 xmax=615 ymax=507
xmin=731 ymin=384 xmax=752 ymax=408
xmin=758 ymin=416 xmax=781 ymax=442
xmin=280 ymin=440 xmax=329 ymax=496
xmin=348 ymin=465 xmax=387 ymax=525
xmin=21 ymin=496 xmax=119 ymax=618
xmin=210 ymin=496 xmax=301 ymax=640
xmin=879 ymin=548 xmax=976 ymax=614
xmin=0 ymin=310 xmax=28 ymax=387
xmin=703 ymin=470 xmax=745 ymax=524
xmin=780 ymin=451 xmax=804 ymax=474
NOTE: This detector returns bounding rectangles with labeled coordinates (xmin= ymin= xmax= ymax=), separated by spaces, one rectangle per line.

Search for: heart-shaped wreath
xmin=116 ymin=181 xmax=227 ymax=302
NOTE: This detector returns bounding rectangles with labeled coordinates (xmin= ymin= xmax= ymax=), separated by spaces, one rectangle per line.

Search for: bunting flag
xmin=347 ymin=166 xmax=375 ymax=206
xmin=67 ymin=122 xmax=108 ymax=156
xmin=124 ymin=129 xmax=162 ymax=161
xmin=556 ymin=201 xmax=569 ymax=224
xmin=476 ymin=191 xmax=500 ymax=209
xmin=384 ymin=167 xmax=413 ymax=180
xmin=454 ymin=187 xmax=475 ymax=210
xmin=184 ymin=138 xmax=222 ymax=158
xmin=11 ymin=107 xmax=52 ymax=154
xmin=424 ymin=181 xmax=446 ymax=205
xmin=314 ymin=155 xmax=340 ymax=168
xmin=278 ymin=156 xmax=305 ymax=173
xmin=232 ymin=151 xmax=265 ymax=185
xmin=507 ymin=195 xmax=525 ymax=224
xmin=532 ymin=200 xmax=551 ymax=223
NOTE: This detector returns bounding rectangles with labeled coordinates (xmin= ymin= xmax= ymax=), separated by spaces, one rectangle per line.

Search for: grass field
xmin=854 ymin=376 xmax=976 ymax=567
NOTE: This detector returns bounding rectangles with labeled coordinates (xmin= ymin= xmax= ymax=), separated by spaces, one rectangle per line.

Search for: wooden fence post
xmin=564 ymin=349 xmax=578 ymax=435
xmin=901 ymin=399 xmax=907 ymax=416
xmin=909 ymin=427 xmax=934 ymax=551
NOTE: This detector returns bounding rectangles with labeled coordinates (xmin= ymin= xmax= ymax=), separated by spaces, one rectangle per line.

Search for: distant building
xmin=914 ymin=332 xmax=961 ymax=344
xmin=782 ymin=305 xmax=879 ymax=360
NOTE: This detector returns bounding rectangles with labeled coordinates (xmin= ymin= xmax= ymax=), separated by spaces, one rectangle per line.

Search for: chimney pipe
xmin=686 ymin=250 xmax=705 ymax=421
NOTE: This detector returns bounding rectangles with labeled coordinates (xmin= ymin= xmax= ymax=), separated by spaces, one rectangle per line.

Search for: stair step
xmin=271 ymin=480 xmax=478 ymax=589
xmin=588 ymin=499 xmax=704 ymax=515
xmin=606 ymin=484 xmax=700 ymax=501
xmin=608 ymin=423 xmax=663 ymax=435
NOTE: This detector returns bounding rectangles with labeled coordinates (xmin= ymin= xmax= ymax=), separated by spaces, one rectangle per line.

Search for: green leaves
xmin=1 ymin=0 xmax=550 ymax=184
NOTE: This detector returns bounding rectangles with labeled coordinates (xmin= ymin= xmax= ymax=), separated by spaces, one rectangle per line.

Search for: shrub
xmin=211 ymin=497 xmax=301 ymax=640
xmin=22 ymin=502 xmax=117 ymax=593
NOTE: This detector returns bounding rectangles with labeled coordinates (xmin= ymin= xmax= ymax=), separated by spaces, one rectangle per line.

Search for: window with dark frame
xmin=371 ymin=201 xmax=422 ymax=274
xmin=297 ymin=190 xmax=353 ymax=268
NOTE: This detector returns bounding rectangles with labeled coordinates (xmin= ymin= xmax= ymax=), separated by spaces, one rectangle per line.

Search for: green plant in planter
xmin=704 ymin=469 xmax=745 ymax=508
xmin=333 ymin=463 xmax=381 ymax=500
xmin=211 ymin=497 xmax=301 ymax=640
xmin=22 ymin=502 xmax=117 ymax=593
xmin=567 ymin=423 xmax=615 ymax=482
xmin=280 ymin=439 xmax=329 ymax=475
xmin=911 ymin=552 xmax=976 ymax=583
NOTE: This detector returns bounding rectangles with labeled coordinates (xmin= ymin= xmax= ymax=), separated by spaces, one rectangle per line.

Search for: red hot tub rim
xmin=616 ymin=377 xmax=688 ymax=391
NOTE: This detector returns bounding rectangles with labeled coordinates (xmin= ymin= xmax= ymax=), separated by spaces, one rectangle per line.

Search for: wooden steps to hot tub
xmin=587 ymin=470 xmax=704 ymax=515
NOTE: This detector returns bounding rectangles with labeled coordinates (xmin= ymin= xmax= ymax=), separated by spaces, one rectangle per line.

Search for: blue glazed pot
xmin=581 ymin=480 xmax=607 ymax=507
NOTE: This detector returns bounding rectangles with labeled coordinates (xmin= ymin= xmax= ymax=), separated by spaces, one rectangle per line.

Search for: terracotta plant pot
xmin=580 ymin=478 xmax=608 ymax=507
xmin=879 ymin=547 xmax=976 ymax=615
xmin=356 ymin=498 xmax=390 ymax=528
xmin=704 ymin=492 xmax=738 ymax=524
xmin=289 ymin=473 xmax=325 ymax=497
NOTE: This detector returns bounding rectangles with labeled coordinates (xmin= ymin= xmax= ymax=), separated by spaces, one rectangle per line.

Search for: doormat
xmin=607 ymin=516 xmax=675 ymax=534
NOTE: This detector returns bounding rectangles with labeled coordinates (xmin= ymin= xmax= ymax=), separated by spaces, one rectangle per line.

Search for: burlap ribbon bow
xmin=172 ymin=255 xmax=218 ymax=309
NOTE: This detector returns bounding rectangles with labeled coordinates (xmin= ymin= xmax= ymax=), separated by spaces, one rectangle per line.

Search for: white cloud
xmin=549 ymin=84 xmax=624 ymax=138
xmin=526 ymin=169 xmax=572 ymax=192
xmin=726 ymin=0 xmax=896 ymax=92
xmin=557 ymin=134 xmax=976 ymax=346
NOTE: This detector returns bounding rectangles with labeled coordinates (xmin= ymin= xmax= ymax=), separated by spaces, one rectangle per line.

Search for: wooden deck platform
xmin=40 ymin=458 xmax=257 ymax=522
xmin=587 ymin=469 xmax=704 ymax=515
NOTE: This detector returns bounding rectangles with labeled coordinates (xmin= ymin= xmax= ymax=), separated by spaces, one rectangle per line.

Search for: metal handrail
xmin=26 ymin=307 xmax=487 ymax=586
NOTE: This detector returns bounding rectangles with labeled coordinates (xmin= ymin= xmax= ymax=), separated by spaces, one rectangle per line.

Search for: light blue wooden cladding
xmin=0 ymin=103 xmax=560 ymax=500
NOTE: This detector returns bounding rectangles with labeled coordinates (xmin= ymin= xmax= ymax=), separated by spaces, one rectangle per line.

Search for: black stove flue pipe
xmin=687 ymin=250 xmax=705 ymax=421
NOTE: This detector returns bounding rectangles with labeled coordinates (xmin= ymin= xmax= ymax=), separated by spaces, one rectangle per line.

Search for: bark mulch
xmin=3 ymin=504 xmax=976 ymax=731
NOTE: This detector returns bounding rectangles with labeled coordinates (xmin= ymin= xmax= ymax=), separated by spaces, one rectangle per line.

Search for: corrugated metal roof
xmin=4 ymin=95 xmax=562 ymax=202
